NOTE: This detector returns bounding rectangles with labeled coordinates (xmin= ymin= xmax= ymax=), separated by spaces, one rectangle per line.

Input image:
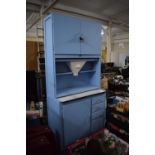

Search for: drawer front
xmin=92 ymin=93 xmax=106 ymax=105
xmin=92 ymin=110 xmax=105 ymax=119
xmin=91 ymin=117 xmax=105 ymax=132
xmin=92 ymin=102 xmax=105 ymax=113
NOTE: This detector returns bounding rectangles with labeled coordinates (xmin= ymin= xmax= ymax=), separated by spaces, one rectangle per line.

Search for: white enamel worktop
xmin=58 ymin=89 xmax=106 ymax=102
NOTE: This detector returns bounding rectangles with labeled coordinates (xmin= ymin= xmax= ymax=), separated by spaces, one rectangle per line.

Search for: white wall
xmin=112 ymin=37 xmax=129 ymax=67
xmin=102 ymin=32 xmax=129 ymax=67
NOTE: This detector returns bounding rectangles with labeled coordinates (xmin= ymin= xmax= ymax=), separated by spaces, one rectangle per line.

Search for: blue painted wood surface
xmin=44 ymin=15 xmax=56 ymax=98
xmin=62 ymin=98 xmax=91 ymax=147
xmin=46 ymin=12 xmax=101 ymax=55
xmin=81 ymin=19 xmax=101 ymax=55
xmin=53 ymin=13 xmax=81 ymax=55
xmin=44 ymin=12 xmax=106 ymax=149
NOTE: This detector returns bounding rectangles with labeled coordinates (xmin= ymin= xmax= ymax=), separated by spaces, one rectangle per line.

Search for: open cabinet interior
xmin=55 ymin=58 xmax=100 ymax=97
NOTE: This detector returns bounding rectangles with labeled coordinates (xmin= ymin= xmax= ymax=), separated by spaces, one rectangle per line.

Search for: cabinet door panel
xmin=92 ymin=110 xmax=105 ymax=119
xmin=53 ymin=13 xmax=81 ymax=55
xmin=81 ymin=20 xmax=101 ymax=55
xmin=62 ymin=98 xmax=91 ymax=147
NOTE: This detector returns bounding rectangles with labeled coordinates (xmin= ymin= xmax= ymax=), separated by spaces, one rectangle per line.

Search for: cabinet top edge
xmin=44 ymin=12 xmax=102 ymax=25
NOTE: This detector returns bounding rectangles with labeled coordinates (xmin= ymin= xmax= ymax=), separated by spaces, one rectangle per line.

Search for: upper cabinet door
xmin=80 ymin=20 xmax=101 ymax=55
xmin=53 ymin=13 xmax=81 ymax=55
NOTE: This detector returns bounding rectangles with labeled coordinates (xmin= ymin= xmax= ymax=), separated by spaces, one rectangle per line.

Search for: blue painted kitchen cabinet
xmin=45 ymin=12 xmax=101 ymax=55
xmin=44 ymin=12 xmax=106 ymax=149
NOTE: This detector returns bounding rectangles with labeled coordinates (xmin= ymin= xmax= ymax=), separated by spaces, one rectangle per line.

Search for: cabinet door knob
xmin=79 ymin=36 xmax=84 ymax=41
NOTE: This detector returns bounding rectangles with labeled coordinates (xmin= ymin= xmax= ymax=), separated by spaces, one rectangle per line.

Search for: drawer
xmin=92 ymin=93 xmax=106 ymax=105
xmin=63 ymin=97 xmax=91 ymax=105
xmin=92 ymin=110 xmax=105 ymax=119
xmin=91 ymin=117 xmax=105 ymax=132
xmin=92 ymin=102 xmax=105 ymax=113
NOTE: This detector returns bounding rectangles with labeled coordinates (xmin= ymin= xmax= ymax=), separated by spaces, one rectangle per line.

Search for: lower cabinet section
xmin=48 ymin=92 xmax=106 ymax=149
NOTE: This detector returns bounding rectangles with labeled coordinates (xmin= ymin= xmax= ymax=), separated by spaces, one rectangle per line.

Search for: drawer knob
xmin=79 ymin=36 xmax=84 ymax=42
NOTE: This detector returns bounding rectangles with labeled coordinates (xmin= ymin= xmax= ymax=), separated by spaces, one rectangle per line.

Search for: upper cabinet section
xmin=44 ymin=12 xmax=101 ymax=56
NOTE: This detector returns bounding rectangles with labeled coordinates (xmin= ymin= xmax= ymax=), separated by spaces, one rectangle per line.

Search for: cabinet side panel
xmin=47 ymin=98 xmax=63 ymax=149
xmin=44 ymin=15 xmax=55 ymax=98
xmin=44 ymin=15 xmax=63 ymax=148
